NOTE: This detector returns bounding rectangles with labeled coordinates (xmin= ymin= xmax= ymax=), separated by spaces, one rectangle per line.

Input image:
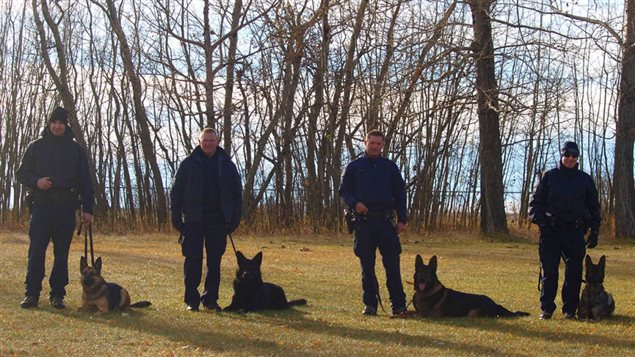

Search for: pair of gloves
xmin=539 ymin=223 xmax=598 ymax=248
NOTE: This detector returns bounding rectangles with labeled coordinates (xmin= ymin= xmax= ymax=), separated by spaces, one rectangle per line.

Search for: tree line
xmin=1 ymin=0 xmax=633 ymax=238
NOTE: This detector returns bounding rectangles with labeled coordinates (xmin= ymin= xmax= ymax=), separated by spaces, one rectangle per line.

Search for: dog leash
xmin=228 ymin=232 xmax=238 ymax=256
xmin=78 ymin=222 xmax=95 ymax=266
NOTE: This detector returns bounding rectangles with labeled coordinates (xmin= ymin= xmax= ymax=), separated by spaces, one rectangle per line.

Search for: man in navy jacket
xmin=16 ymin=106 xmax=94 ymax=309
xmin=170 ymin=127 xmax=242 ymax=311
xmin=529 ymin=141 xmax=601 ymax=320
xmin=339 ymin=129 xmax=408 ymax=316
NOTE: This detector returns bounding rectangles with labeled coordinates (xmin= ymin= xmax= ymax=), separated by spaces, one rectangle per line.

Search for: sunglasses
xmin=563 ymin=152 xmax=579 ymax=158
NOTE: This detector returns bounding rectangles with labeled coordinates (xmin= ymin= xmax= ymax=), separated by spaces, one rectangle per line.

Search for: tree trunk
xmin=614 ymin=0 xmax=635 ymax=238
xmin=469 ymin=0 xmax=509 ymax=235
xmin=98 ymin=0 xmax=168 ymax=226
xmin=222 ymin=0 xmax=242 ymax=152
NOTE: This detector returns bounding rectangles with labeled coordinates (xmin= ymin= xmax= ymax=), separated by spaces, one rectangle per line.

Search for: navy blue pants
xmin=353 ymin=219 xmax=406 ymax=311
xmin=539 ymin=227 xmax=586 ymax=315
xmin=25 ymin=201 xmax=76 ymax=298
xmin=181 ymin=220 xmax=227 ymax=308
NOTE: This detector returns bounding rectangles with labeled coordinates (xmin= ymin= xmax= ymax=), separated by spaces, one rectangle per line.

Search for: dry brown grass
xmin=1 ymin=229 xmax=633 ymax=356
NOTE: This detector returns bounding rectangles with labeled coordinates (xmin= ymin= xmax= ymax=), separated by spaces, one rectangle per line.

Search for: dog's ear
xmin=80 ymin=256 xmax=88 ymax=272
xmin=94 ymin=257 xmax=102 ymax=274
xmin=598 ymin=255 xmax=606 ymax=276
xmin=585 ymin=255 xmax=593 ymax=276
xmin=415 ymin=254 xmax=424 ymax=269
xmin=429 ymin=256 xmax=437 ymax=273
xmin=236 ymin=251 xmax=246 ymax=264
xmin=254 ymin=251 xmax=263 ymax=267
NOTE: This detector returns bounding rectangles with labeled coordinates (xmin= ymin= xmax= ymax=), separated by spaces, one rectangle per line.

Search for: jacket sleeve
xmin=16 ymin=143 xmax=39 ymax=189
xmin=170 ymin=161 xmax=186 ymax=228
xmin=77 ymin=144 xmax=95 ymax=214
xmin=529 ymin=171 xmax=550 ymax=226
xmin=586 ymin=176 xmax=601 ymax=233
xmin=391 ymin=162 xmax=408 ymax=223
xmin=338 ymin=163 xmax=358 ymax=210
xmin=228 ymin=161 xmax=243 ymax=233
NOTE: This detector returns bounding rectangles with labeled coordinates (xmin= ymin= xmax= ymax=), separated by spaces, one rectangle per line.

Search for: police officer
xmin=529 ymin=141 xmax=601 ymax=320
xmin=16 ymin=106 xmax=94 ymax=309
xmin=170 ymin=127 xmax=242 ymax=312
xmin=339 ymin=129 xmax=407 ymax=316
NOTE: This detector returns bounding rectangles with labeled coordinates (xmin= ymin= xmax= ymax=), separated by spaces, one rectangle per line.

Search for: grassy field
xmin=1 ymin=229 xmax=633 ymax=356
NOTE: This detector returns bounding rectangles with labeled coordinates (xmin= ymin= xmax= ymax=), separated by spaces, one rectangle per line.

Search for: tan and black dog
xmin=79 ymin=256 xmax=151 ymax=314
xmin=578 ymin=255 xmax=615 ymax=321
xmin=413 ymin=255 xmax=529 ymax=317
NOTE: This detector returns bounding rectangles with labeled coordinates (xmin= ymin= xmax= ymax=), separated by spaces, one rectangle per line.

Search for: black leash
xmin=374 ymin=274 xmax=386 ymax=314
xmin=228 ymin=232 xmax=238 ymax=256
xmin=78 ymin=222 xmax=95 ymax=266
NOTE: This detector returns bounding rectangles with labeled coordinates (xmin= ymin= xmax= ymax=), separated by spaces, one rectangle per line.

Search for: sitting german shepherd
xmin=224 ymin=251 xmax=307 ymax=312
xmin=413 ymin=255 xmax=529 ymax=317
xmin=578 ymin=255 xmax=615 ymax=321
xmin=79 ymin=256 xmax=151 ymax=314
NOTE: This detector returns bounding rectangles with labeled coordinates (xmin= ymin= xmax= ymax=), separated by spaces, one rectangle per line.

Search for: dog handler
xmin=170 ymin=127 xmax=242 ymax=312
xmin=339 ymin=129 xmax=408 ymax=316
xmin=16 ymin=106 xmax=94 ymax=309
xmin=529 ymin=141 xmax=601 ymax=320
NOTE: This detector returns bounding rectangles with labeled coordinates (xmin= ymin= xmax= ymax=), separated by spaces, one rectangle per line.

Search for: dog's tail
xmin=513 ymin=311 xmax=530 ymax=317
xmin=130 ymin=301 xmax=152 ymax=308
xmin=288 ymin=299 xmax=307 ymax=306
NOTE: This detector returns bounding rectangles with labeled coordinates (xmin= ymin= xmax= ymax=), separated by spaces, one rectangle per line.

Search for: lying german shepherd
xmin=79 ymin=256 xmax=151 ymax=314
xmin=413 ymin=255 xmax=529 ymax=317
xmin=224 ymin=251 xmax=307 ymax=312
xmin=578 ymin=255 xmax=615 ymax=321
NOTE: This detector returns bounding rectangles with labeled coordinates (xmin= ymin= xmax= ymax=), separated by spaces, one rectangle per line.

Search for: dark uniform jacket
xmin=16 ymin=127 xmax=94 ymax=214
xmin=339 ymin=153 xmax=407 ymax=223
xmin=170 ymin=146 xmax=242 ymax=233
xmin=529 ymin=163 xmax=601 ymax=232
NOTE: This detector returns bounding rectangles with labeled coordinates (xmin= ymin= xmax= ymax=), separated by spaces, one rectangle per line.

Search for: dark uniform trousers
xmin=181 ymin=219 xmax=227 ymax=308
xmin=26 ymin=200 xmax=77 ymax=298
xmin=354 ymin=218 xmax=406 ymax=310
xmin=539 ymin=225 xmax=586 ymax=315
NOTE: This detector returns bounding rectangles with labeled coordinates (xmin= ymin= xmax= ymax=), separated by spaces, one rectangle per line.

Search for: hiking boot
xmin=203 ymin=302 xmax=222 ymax=312
xmin=49 ymin=296 xmax=66 ymax=309
xmin=362 ymin=305 xmax=377 ymax=316
xmin=20 ymin=296 xmax=39 ymax=309
xmin=540 ymin=311 xmax=553 ymax=320
xmin=392 ymin=306 xmax=407 ymax=317
xmin=563 ymin=312 xmax=577 ymax=320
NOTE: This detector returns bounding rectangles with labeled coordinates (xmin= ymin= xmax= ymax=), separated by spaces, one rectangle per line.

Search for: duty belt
xmin=354 ymin=209 xmax=394 ymax=222
xmin=34 ymin=189 xmax=77 ymax=203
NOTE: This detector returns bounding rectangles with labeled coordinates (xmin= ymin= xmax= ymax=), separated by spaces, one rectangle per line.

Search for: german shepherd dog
xmin=79 ymin=256 xmax=151 ymax=314
xmin=224 ymin=251 xmax=307 ymax=312
xmin=413 ymin=255 xmax=529 ymax=317
xmin=578 ymin=255 xmax=615 ymax=321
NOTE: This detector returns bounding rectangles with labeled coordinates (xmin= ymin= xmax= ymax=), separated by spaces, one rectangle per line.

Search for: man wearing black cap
xmin=529 ymin=141 xmax=601 ymax=320
xmin=16 ymin=106 xmax=94 ymax=309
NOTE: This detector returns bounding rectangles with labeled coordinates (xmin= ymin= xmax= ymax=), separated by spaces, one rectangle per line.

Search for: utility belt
xmin=31 ymin=188 xmax=80 ymax=205
xmin=345 ymin=208 xmax=395 ymax=233
xmin=546 ymin=213 xmax=586 ymax=232
xmin=354 ymin=209 xmax=394 ymax=222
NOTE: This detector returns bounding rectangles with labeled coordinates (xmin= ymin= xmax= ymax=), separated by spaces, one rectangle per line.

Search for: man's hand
xmin=396 ymin=222 xmax=407 ymax=235
xmin=586 ymin=231 xmax=599 ymax=249
xmin=37 ymin=177 xmax=53 ymax=191
xmin=82 ymin=212 xmax=94 ymax=224
xmin=354 ymin=202 xmax=368 ymax=214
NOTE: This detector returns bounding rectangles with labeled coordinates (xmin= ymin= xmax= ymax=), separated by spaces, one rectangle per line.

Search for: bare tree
xmin=468 ymin=0 xmax=509 ymax=235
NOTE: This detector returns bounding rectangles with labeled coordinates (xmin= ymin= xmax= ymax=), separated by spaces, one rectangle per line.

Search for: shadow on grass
xmin=40 ymin=307 xmax=284 ymax=354
xmin=406 ymin=313 xmax=635 ymax=348
xmin=223 ymin=308 xmax=508 ymax=355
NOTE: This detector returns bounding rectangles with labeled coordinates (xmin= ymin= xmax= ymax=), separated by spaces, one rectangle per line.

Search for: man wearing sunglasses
xmin=529 ymin=141 xmax=601 ymax=320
